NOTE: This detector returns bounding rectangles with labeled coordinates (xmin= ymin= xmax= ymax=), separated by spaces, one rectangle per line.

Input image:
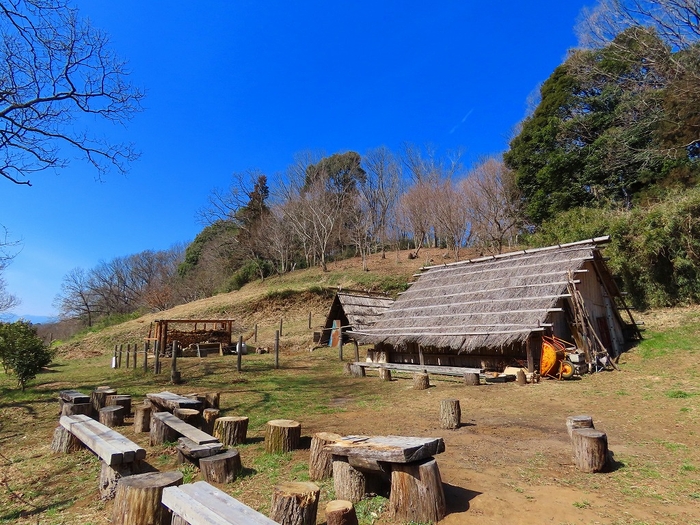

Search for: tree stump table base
xmin=309 ymin=432 xmax=342 ymax=481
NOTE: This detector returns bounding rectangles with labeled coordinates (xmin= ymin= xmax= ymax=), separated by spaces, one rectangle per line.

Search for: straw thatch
xmin=350 ymin=237 xmax=620 ymax=354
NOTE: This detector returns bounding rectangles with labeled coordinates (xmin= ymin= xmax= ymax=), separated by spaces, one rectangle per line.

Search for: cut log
xmin=308 ymin=431 xmax=342 ymax=481
xmin=349 ymin=364 xmax=365 ymax=378
xmin=343 ymin=362 xmax=353 ymax=376
xmin=99 ymin=405 xmax=125 ymax=427
xmin=390 ymin=457 xmax=446 ymax=523
xmin=205 ymin=392 xmax=220 ymax=409
xmin=133 ymin=404 xmax=152 ymax=433
xmin=379 ymin=368 xmax=392 ymax=382
xmin=112 ymin=470 xmax=183 ymax=525
xmin=91 ymin=386 xmax=117 ymax=418
xmin=174 ymin=408 xmax=201 ymax=427
xmin=107 ymin=395 xmax=132 ymax=416
xmin=61 ymin=402 xmax=92 ymax=417
xmin=571 ymin=428 xmax=608 ymax=473
xmin=516 ymin=369 xmax=527 ymax=385
xmin=566 ymin=415 xmax=595 ymax=438
xmin=199 ymin=449 xmax=241 ymax=484
xmin=214 ymin=416 xmax=249 ymax=446
xmin=269 ymin=481 xmax=320 ymax=525
xmin=51 ymin=426 xmax=82 ymax=453
xmin=201 ymin=408 xmax=220 ymax=435
xmin=150 ymin=412 xmax=179 ymax=445
xmin=264 ymin=419 xmax=301 ymax=453
xmin=332 ymin=456 xmax=366 ymax=503
xmin=325 ymin=500 xmax=359 ymax=525
xmin=413 ymin=372 xmax=429 ymax=390
xmin=463 ymin=372 xmax=480 ymax=386
xmin=439 ymin=399 xmax=461 ymax=430
xmin=100 ymin=461 xmax=138 ymax=501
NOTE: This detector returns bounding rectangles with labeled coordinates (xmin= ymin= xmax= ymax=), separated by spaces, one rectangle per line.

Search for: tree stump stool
xmin=413 ymin=372 xmax=430 ymax=390
xmin=51 ymin=426 xmax=82 ymax=453
xmin=516 ymin=369 xmax=527 ymax=385
xmin=269 ymin=481 xmax=320 ymax=525
xmin=107 ymin=395 xmax=132 ymax=416
xmin=112 ymin=470 xmax=183 ymax=525
xmin=201 ymin=408 xmax=220 ymax=434
xmin=199 ymin=449 xmax=241 ymax=484
xmin=61 ymin=402 xmax=92 ymax=417
xmin=390 ymin=457 xmax=446 ymax=523
xmin=309 ymin=431 xmax=342 ymax=481
xmin=343 ymin=362 xmax=353 ymax=376
xmin=571 ymin=428 xmax=608 ymax=473
xmin=325 ymin=500 xmax=358 ymax=525
xmin=100 ymin=462 xmax=139 ymax=501
xmin=133 ymin=404 xmax=152 ymax=433
xmin=214 ymin=416 xmax=249 ymax=446
xmin=265 ymin=419 xmax=301 ymax=453
xmin=379 ymin=368 xmax=392 ymax=382
xmin=91 ymin=386 xmax=117 ymax=418
xmin=174 ymin=408 xmax=201 ymax=427
xmin=99 ymin=406 xmax=125 ymax=427
xmin=349 ymin=364 xmax=365 ymax=378
xmin=566 ymin=415 xmax=595 ymax=437
xmin=464 ymin=372 xmax=480 ymax=386
xmin=439 ymin=399 xmax=461 ymax=429
xmin=150 ymin=413 xmax=178 ymax=445
xmin=332 ymin=456 xmax=366 ymax=503
xmin=205 ymin=392 xmax=220 ymax=409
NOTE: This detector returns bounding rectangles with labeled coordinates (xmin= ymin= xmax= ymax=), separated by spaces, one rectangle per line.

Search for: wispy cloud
xmin=449 ymin=108 xmax=474 ymax=134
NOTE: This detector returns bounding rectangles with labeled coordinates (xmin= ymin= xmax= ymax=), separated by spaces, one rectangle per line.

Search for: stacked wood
xmin=201 ymin=408 xmax=220 ymax=434
xmin=309 ymin=432 xmax=342 ymax=481
xmin=349 ymin=364 xmax=365 ymax=378
xmin=199 ymin=449 xmax=241 ymax=484
xmin=99 ymin=406 xmax=125 ymax=427
xmin=214 ymin=416 xmax=249 ymax=446
xmin=571 ymin=428 xmax=608 ymax=473
xmin=107 ymin=395 xmax=132 ymax=416
xmin=439 ymin=399 xmax=461 ymax=430
xmin=269 ymin=481 xmax=320 ymax=525
xmin=133 ymin=404 xmax=152 ymax=433
xmin=50 ymin=426 xmax=82 ymax=453
xmin=91 ymin=386 xmax=117 ymax=418
xmin=390 ymin=457 xmax=446 ymax=523
xmin=463 ymin=372 xmax=480 ymax=386
xmin=174 ymin=408 xmax=201 ymax=427
xmin=264 ymin=419 xmax=301 ymax=453
xmin=413 ymin=372 xmax=429 ymax=390
xmin=332 ymin=456 xmax=366 ymax=503
xmin=112 ymin=470 xmax=183 ymax=525
xmin=379 ymin=368 xmax=392 ymax=382
xmin=325 ymin=500 xmax=358 ymax=525
xmin=205 ymin=392 xmax=220 ymax=409
xmin=61 ymin=402 xmax=92 ymax=417
xmin=566 ymin=415 xmax=595 ymax=437
xmin=150 ymin=413 xmax=178 ymax=445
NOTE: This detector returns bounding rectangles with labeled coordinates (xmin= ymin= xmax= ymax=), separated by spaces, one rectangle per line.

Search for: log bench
xmin=59 ymin=389 xmax=91 ymax=416
xmin=353 ymin=362 xmax=484 ymax=378
xmin=58 ymin=414 xmax=146 ymax=499
xmin=147 ymin=391 xmax=202 ymax=413
xmin=162 ymin=480 xmax=278 ymax=525
xmin=150 ymin=411 xmax=219 ymax=447
xmin=326 ymin=435 xmax=446 ymax=523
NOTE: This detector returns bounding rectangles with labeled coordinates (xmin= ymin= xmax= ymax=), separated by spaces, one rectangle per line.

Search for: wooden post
xmin=349 ymin=364 xmax=365 ymax=378
xmin=171 ymin=341 xmax=181 ymax=384
xmin=308 ymin=311 xmax=312 ymax=330
xmin=279 ymin=318 xmax=283 ymax=337
xmin=150 ymin=415 xmax=178 ymax=446
xmin=154 ymin=340 xmax=160 ymax=375
xmin=125 ymin=344 xmax=130 ymax=369
xmin=571 ymin=428 xmax=608 ymax=473
xmin=237 ymin=335 xmax=243 ymax=372
xmin=133 ymin=343 xmax=138 ymax=369
xmin=326 ymin=500 xmax=359 ymax=525
xmin=265 ymin=419 xmax=301 ymax=453
xmin=118 ymin=344 xmax=123 ymax=368
xmin=133 ymin=404 xmax=152 ymax=433
xmin=516 ymin=369 xmax=527 ymax=385
xmin=379 ymin=368 xmax=392 ymax=381
xmin=112 ymin=471 xmax=183 ymax=525
xmin=418 ymin=346 xmax=425 ymax=368
xmin=390 ymin=457 xmax=446 ymax=523
xmin=143 ymin=342 xmax=148 ymax=373
xmin=309 ymin=432 xmax=342 ymax=481
xmin=113 ymin=345 xmax=118 ymax=368
xmin=199 ymin=449 xmax=241 ymax=484
xmin=440 ymin=399 xmax=461 ymax=429
xmin=274 ymin=330 xmax=280 ymax=369
xmin=413 ymin=372 xmax=429 ymax=390
xmin=567 ymin=415 xmax=595 ymax=437
xmin=464 ymin=372 xmax=480 ymax=386
xmin=254 ymin=323 xmax=258 ymax=343
xmin=270 ymin=481 xmax=319 ymax=525
xmin=353 ymin=340 xmax=359 ymax=362
xmin=527 ymin=333 xmax=541 ymax=374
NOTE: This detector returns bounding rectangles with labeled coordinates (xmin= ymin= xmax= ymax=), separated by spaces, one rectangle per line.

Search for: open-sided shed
xmin=349 ymin=237 xmax=638 ymax=372
xmin=321 ymin=290 xmax=394 ymax=346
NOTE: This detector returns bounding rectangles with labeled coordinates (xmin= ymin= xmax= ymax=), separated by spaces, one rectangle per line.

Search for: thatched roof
xmin=332 ymin=291 xmax=395 ymax=330
xmin=349 ymin=237 xmax=612 ymax=353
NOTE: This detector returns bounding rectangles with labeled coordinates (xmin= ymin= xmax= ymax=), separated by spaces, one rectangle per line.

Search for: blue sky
xmin=2 ymin=1 xmax=593 ymax=318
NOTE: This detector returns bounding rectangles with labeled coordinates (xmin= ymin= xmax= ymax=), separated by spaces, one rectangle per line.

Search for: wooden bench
xmin=162 ymin=481 xmax=278 ymax=525
xmin=147 ymin=391 xmax=202 ymax=412
xmin=354 ymin=362 xmax=484 ymax=378
xmin=59 ymin=389 xmax=90 ymax=404
xmin=60 ymin=414 xmax=146 ymax=466
xmin=151 ymin=411 xmax=219 ymax=444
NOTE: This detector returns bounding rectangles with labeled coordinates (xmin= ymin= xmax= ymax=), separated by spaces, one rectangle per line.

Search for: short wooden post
xmin=214 ymin=416 xmax=249 ymax=446
xmin=566 ymin=415 xmax=595 ymax=437
xmin=133 ymin=343 xmax=137 ymax=368
xmin=133 ymin=404 xmax=152 ymax=433
xmin=112 ymin=471 xmax=183 ymax=525
xmin=440 ymin=399 xmax=461 ymax=429
xmin=237 ymin=335 xmax=242 ymax=372
xmin=254 ymin=323 xmax=258 ymax=343
xmin=379 ymin=368 xmax=392 ymax=381
xmin=571 ymin=428 xmax=608 ymax=472
xmin=150 ymin=415 xmax=178 ymax=446
xmin=332 ymin=456 xmax=366 ymax=503
xmin=174 ymin=408 xmax=200 ymax=427
xmin=279 ymin=318 xmax=283 ymax=337
xmin=275 ymin=330 xmax=280 ymax=369
xmin=51 ymin=426 xmax=82 ymax=453
xmin=125 ymin=344 xmax=130 ymax=369
xmin=143 ymin=342 xmax=148 ymax=372
xmin=107 ymin=394 xmax=132 ymax=416
xmin=464 ymin=372 xmax=480 ymax=386
xmin=91 ymin=386 xmax=117 ymax=418
xmin=118 ymin=344 xmax=123 ymax=368
xmin=199 ymin=449 xmax=242 ymax=484
xmin=308 ymin=311 xmax=312 ymax=330
xmin=99 ymin=406 xmax=125 ymax=427
xmin=413 ymin=372 xmax=429 ymax=390
xmin=265 ymin=419 xmax=301 ymax=453
xmin=154 ymin=340 xmax=161 ymax=375
xmin=171 ymin=340 xmax=181 ymax=384
xmin=309 ymin=432 xmax=342 ymax=481
xmin=390 ymin=457 xmax=446 ymax=523
xmin=326 ymin=500 xmax=359 ymax=525
xmin=516 ymin=369 xmax=527 ymax=385
xmin=201 ymin=408 xmax=220 ymax=434
xmin=270 ymin=481 xmax=319 ymax=525
xmin=349 ymin=364 xmax=365 ymax=378
xmin=112 ymin=345 xmax=118 ymax=368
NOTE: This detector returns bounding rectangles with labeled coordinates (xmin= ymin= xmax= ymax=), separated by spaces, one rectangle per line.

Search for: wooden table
xmin=326 ymin=435 xmax=444 ymax=463
xmin=147 ymin=391 xmax=202 ymax=412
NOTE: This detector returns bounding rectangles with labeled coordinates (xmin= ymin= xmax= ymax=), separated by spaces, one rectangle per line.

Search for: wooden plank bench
xmin=150 ymin=411 xmax=221 ymax=460
xmin=147 ymin=391 xmax=202 ymax=412
xmin=162 ymin=481 xmax=278 ymax=525
xmin=60 ymin=414 xmax=146 ymax=466
xmin=354 ymin=361 xmax=484 ymax=377
xmin=59 ymin=389 xmax=90 ymax=404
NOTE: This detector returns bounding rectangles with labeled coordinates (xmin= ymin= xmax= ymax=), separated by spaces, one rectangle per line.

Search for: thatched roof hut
xmin=349 ymin=237 xmax=637 ymax=371
xmin=320 ymin=290 xmax=394 ymax=345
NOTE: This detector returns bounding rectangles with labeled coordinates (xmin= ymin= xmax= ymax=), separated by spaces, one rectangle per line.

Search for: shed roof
xmin=349 ymin=237 xmax=617 ymax=353
xmin=332 ymin=291 xmax=395 ymax=330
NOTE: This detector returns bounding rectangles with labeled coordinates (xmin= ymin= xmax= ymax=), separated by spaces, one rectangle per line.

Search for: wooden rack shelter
xmin=147 ymin=319 xmax=235 ymax=352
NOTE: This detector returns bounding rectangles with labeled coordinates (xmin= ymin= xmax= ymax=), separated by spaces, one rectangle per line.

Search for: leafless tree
xmin=53 ymin=267 xmax=96 ymax=326
xmin=432 ymin=179 xmax=472 ymax=260
xmin=0 ymin=0 xmax=143 ymax=185
xmin=0 ymin=226 xmax=19 ymax=312
xmin=397 ymin=182 xmax=434 ymax=258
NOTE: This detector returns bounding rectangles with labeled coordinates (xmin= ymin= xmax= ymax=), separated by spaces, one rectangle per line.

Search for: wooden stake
xmin=275 ymin=330 xmax=280 ymax=369
xmin=237 ymin=335 xmax=242 ymax=372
